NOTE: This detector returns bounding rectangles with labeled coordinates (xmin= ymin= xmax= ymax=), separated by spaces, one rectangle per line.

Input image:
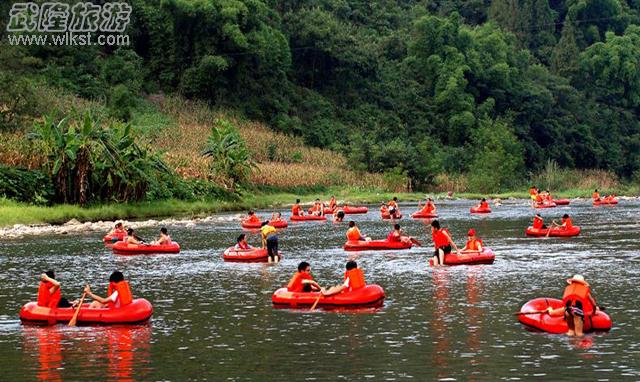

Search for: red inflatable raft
xmin=272 ymin=284 xmax=385 ymax=308
xmin=103 ymin=232 xmax=126 ymax=242
xmin=20 ymin=298 xmax=153 ymax=325
xmin=222 ymin=247 xmax=281 ymax=262
xmin=429 ymin=248 xmax=495 ymax=266
xmin=241 ymin=219 xmax=288 ymax=229
xmin=411 ymin=211 xmax=438 ymax=219
xmin=534 ymin=202 xmax=557 ymax=208
xmin=290 ymin=214 xmax=326 ymax=222
xmin=553 ymin=199 xmax=570 ymax=205
xmin=593 ymin=199 xmax=618 ymax=206
xmin=343 ymin=240 xmax=412 ymax=251
xmin=518 ymin=297 xmax=611 ymax=334
xmin=112 ymin=241 xmax=181 ymax=254
xmin=470 ymin=206 xmax=491 ymax=214
xmin=525 ymin=226 xmax=581 ymax=237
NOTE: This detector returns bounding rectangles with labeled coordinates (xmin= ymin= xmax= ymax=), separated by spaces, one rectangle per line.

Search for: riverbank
xmin=1 ymin=186 xmax=635 ymax=230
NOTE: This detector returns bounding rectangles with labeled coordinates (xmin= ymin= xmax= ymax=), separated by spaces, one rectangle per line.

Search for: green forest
xmin=1 ymin=0 xmax=640 ymax=210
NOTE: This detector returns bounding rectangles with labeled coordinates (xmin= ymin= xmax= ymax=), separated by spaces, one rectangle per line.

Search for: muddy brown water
xmin=1 ymin=199 xmax=639 ymax=381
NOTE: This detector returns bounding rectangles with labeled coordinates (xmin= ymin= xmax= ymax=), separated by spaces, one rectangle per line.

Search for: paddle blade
xmin=68 ymin=292 xmax=87 ymax=327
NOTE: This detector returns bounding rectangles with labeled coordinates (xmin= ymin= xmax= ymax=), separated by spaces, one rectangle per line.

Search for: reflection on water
xmin=1 ymin=199 xmax=640 ymax=380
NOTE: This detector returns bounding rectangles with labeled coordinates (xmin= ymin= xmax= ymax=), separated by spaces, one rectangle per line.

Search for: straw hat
xmin=566 ymin=274 xmax=589 ymax=286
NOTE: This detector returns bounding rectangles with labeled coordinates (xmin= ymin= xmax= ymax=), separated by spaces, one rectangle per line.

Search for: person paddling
xmin=292 ymin=199 xmax=304 ymax=216
xmin=152 ymin=227 xmax=171 ymax=245
xmin=546 ymin=275 xmax=600 ymax=337
xmin=431 ymin=220 xmax=460 ymax=266
xmin=234 ymin=233 xmax=252 ymax=250
xmin=322 ymin=261 xmax=366 ymax=297
xmin=37 ymin=271 xmax=74 ymax=308
xmin=125 ymin=228 xmax=143 ymax=245
xmin=261 ymin=221 xmax=280 ymax=263
xmin=84 ymin=271 xmax=133 ymax=309
xmin=287 ymin=262 xmax=322 ymax=292
xmin=551 ymin=214 xmax=573 ymax=231
xmin=387 ymin=224 xmax=421 ymax=246
xmin=346 ymin=221 xmax=369 ymax=242
xmin=462 ymin=229 xmax=483 ymax=253
xmin=533 ymin=213 xmax=547 ymax=229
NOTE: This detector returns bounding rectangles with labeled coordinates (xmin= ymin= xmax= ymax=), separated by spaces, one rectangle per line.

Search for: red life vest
xmin=343 ymin=269 xmax=366 ymax=291
xmin=533 ymin=216 xmax=544 ymax=229
xmin=292 ymin=205 xmax=302 ymax=216
xmin=37 ymin=281 xmax=61 ymax=308
xmin=386 ymin=231 xmax=401 ymax=242
xmin=432 ymin=228 xmax=450 ymax=248
xmin=287 ymin=272 xmax=312 ymax=292
xmin=562 ymin=281 xmax=594 ymax=317
xmin=535 ymin=195 xmax=543 ymax=203
xmin=107 ymin=281 xmax=133 ymax=307
xmin=465 ymin=238 xmax=482 ymax=251
xmin=346 ymin=227 xmax=362 ymax=241
xmin=562 ymin=217 xmax=573 ymax=229
xmin=480 ymin=201 xmax=489 ymax=209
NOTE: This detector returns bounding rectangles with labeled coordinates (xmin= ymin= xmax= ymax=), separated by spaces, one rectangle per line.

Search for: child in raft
xmin=346 ymin=221 xmax=369 ymax=242
xmin=417 ymin=198 xmax=437 ymax=214
xmin=271 ymin=212 xmax=285 ymax=223
xmin=37 ymin=271 xmax=75 ymax=308
xmin=287 ymin=262 xmax=322 ymax=292
xmin=152 ymin=227 xmax=171 ymax=245
xmin=245 ymin=210 xmax=261 ymax=223
xmin=430 ymin=220 xmax=460 ymax=266
xmin=462 ymin=229 xmax=483 ymax=253
xmin=387 ymin=224 xmax=421 ymax=246
xmin=84 ymin=271 xmax=133 ymax=309
xmin=234 ymin=234 xmax=252 ymax=250
xmin=545 ymin=275 xmax=600 ymax=337
xmin=322 ymin=261 xmax=366 ymax=296
xmin=261 ymin=221 xmax=280 ymax=263
xmin=291 ymin=199 xmax=304 ymax=216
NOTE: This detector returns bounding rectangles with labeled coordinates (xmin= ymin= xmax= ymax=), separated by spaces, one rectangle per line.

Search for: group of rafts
xmin=20 ymin=192 xmax=617 ymax=336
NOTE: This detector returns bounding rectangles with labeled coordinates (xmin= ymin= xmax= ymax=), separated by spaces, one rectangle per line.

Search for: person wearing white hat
xmin=546 ymin=275 xmax=600 ymax=337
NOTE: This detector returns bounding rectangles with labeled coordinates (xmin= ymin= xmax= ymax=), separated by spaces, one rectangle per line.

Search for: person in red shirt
xmin=37 ymin=270 xmax=74 ymax=308
xmin=592 ymin=189 xmax=600 ymax=201
xmin=546 ymin=275 xmax=600 ymax=337
xmin=322 ymin=261 xmax=366 ymax=296
xmin=552 ymin=214 xmax=573 ymax=230
xmin=245 ymin=210 xmax=261 ymax=223
xmin=431 ymin=220 xmax=460 ymax=266
xmin=84 ymin=271 xmax=133 ymax=309
xmin=291 ymin=199 xmax=304 ymax=216
xmin=287 ymin=262 xmax=322 ymax=292
xmin=532 ymin=214 xmax=547 ymax=229
xmin=462 ymin=229 xmax=483 ymax=253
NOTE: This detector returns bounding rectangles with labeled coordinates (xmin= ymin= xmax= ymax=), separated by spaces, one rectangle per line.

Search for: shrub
xmin=0 ymin=165 xmax=53 ymax=204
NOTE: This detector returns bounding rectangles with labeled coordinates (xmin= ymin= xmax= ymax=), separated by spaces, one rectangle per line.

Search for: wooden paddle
xmin=68 ymin=292 xmax=87 ymax=326
xmin=309 ymin=293 xmax=323 ymax=311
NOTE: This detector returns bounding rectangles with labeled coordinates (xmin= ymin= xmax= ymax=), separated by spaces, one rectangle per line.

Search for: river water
xmin=0 ymin=199 xmax=639 ymax=381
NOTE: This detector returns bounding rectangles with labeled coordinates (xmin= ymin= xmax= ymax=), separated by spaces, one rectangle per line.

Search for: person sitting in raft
xmin=475 ymin=198 xmax=490 ymax=210
xmin=462 ymin=229 xmax=483 ymax=253
xmin=107 ymin=222 xmax=126 ymax=236
xmin=546 ymin=275 xmax=600 ymax=337
xmin=125 ymin=228 xmax=143 ymax=245
xmin=431 ymin=220 xmax=460 ymax=266
xmin=346 ymin=221 xmax=369 ymax=242
xmin=292 ymin=199 xmax=304 ymax=216
xmin=328 ymin=196 xmax=337 ymax=210
xmin=551 ymin=214 xmax=573 ymax=230
xmin=84 ymin=271 xmax=133 ymax=309
xmin=287 ymin=261 xmax=322 ymax=292
xmin=245 ymin=210 xmax=261 ymax=223
xmin=310 ymin=199 xmax=325 ymax=216
xmin=333 ymin=209 xmax=345 ymax=223
xmin=322 ymin=260 xmax=366 ymax=297
xmin=592 ymin=189 xmax=600 ymax=201
xmin=261 ymin=221 xmax=280 ymax=263
xmin=37 ymin=270 xmax=74 ymax=308
xmin=387 ymin=223 xmax=421 ymax=246
xmin=418 ymin=198 xmax=437 ymax=214
xmin=152 ymin=227 xmax=171 ymax=245
xmin=388 ymin=197 xmax=401 ymax=218
xmin=271 ymin=212 xmax=285 ymax=223
xmin=533 ymin=213 xmax=547 ymax=229
xmin=380 ymin=202 xmax=390 ymax=216
xmin=234 ymin=233 xmax=252 ymax=250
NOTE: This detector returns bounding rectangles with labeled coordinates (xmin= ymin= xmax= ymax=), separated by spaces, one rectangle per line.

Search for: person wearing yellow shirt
xmin=261 ymin=221 xmax=280 ymax=263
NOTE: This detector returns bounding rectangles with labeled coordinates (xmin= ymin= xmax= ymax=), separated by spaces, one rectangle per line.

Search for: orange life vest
xmin=37 ymin=281 xmax=61 ymax=308
xmin=287 ymin=272 xmax=312 ymax=292
xmin=346 ymin=227 xmax=362 ymax=241
xmin=480 ymin=201 xmax=489 ymax=209
xmin=329 ymin=199 xmax=336 ymax=209
xmin=535 ymin=195 xmax=543 ymax=203
xmin=421 ymin=202 xmax=435 ymax=214
xmin=592 ymin=192 xmax=600 ymax=200
xmin=292 ymin=204 xmax=302 ymax=216
xmin=380 ymin=205 xmax=389 ymax=214
xmin=388 ymin=200 xmax=398 ymax=208
xmin=533 ymin=216 xmax=544 ymax=229
xmin=432 ymin=228 xmax=450 ymax=248
xmin=343 ymin=269 xmax=366 ymax=291
xmin=247 ymin=215 xmax=260 ymax=223
xmin=107 ymin=281 xmax=133 ymax=307
xmin=465 ymin=238 xmax=483 ymax=251
xmin=562 ymin=281 xmax=594 ymax=317
xmin=562 ymin=217 xmax=573 ymax=229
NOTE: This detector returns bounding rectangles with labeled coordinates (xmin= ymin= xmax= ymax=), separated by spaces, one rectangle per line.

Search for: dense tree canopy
xmin=4 ymin=0 xmax=640 ymax=189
